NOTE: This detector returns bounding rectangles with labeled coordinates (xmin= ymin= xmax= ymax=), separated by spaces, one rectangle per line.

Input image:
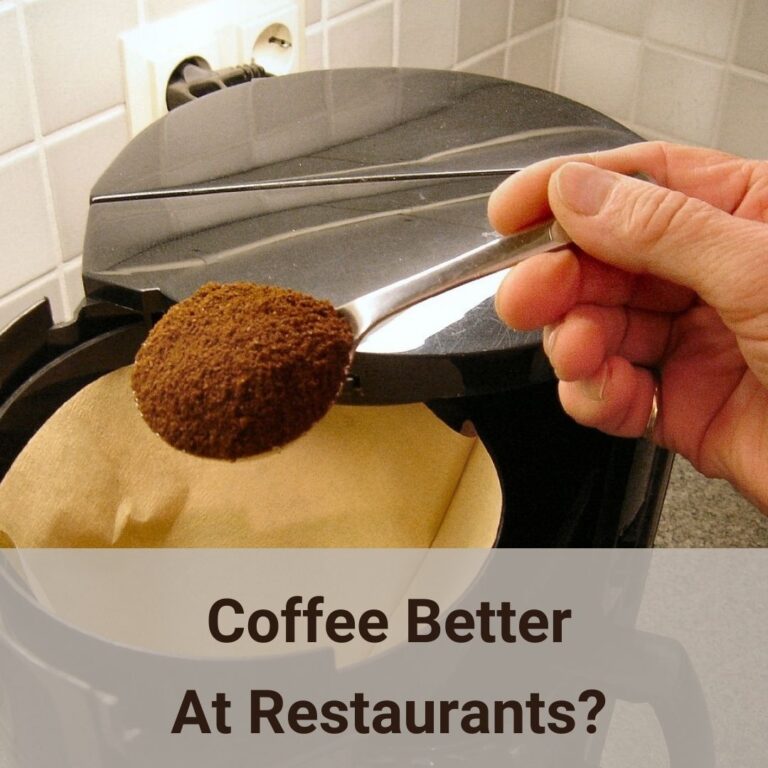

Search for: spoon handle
xmin=339 ymin=220 xmax=570 ymax=340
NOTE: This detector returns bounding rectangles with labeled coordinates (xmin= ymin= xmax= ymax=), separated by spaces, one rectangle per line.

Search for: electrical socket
xmin=238 ymin=3 xmax=302 ymax=76
xmin=121 ymin=0 xmax=305 ymax=136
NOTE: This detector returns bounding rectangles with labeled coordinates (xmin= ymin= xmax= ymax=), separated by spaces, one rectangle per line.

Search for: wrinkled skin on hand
xmin=489 ymin=141 xmax=768 ymax=512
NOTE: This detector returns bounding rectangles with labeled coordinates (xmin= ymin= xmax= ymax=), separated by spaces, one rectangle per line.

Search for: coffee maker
xmin=0 ymin=68 xmax=672 ymax=546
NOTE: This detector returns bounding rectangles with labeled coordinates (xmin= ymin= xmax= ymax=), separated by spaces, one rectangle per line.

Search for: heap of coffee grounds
xmin=132 ymin=282 xmax=354 ymax=460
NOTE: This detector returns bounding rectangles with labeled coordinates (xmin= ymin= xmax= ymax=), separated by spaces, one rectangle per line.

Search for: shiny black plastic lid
xmin=83 ymin=68 xmax=639 ymax=402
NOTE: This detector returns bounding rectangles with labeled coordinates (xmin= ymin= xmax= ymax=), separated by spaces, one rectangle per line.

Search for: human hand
xmin=488 ymin=141 xmax=768 ymax=512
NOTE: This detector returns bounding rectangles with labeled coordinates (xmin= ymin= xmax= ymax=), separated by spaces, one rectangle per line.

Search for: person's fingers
xmin=494 ymin=248 xmax=580 ymax=329
xmin=544 ymin=305 xmax=673 ymax=381
xmin=495 ymin=248 xmax=695 ymax=330
xmin=625 ymin=273 xmax=697 ymax=313
xmin=487 ymin=141 xmax=760 ymax=233
xmin=546 ymin=162 xmax=768 ymax=325
xmin=558 ymin=357 xmax=657 ymax=439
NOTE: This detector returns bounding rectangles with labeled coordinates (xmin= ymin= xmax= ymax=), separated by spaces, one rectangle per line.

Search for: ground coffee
xmin=132 ymin=282 xmax=354 ymax=460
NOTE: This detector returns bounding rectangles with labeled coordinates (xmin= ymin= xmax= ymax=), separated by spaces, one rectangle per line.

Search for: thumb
xmin=549 ymin=162 xmax=768 ymax=324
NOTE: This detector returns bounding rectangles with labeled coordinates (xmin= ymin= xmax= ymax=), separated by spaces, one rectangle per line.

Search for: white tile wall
xmin=506 ymin=26 xmax=557 ymax=90
xmin=5 ymin=0 xmax=768 ymax=330
xmin=734 ymin=0 xmax=768 ymax=75
xmin=24 ymin=0 xmax=137 ymax=134
xmin=457 ymin=0 xmax=509 ymax=61
xmin=555 ymin=0 xmax=768 ymax=159
xmin=512 ymin=0 xmax=558 ymax=35
xmin=0 ymin=272 xmax=65 ymax=331
xmin=399 ymin=0 xmax=458 ymax=70
xmin=327 ymin=2 xmax=393 ymax=68
xmin=0 ymin=148 xmax=58 ymax=292
xmin=636 ymin=47 xmax=723 ymax=146
xmin=328 ymin=0 xmax=368 ymax=18
xmin=456 ymin=47 xmax=505 ymax=79
xmin=646 ymin=0 xmax=738 ymax=60
xmin=568 ymin=0 xmax=648 ymax=36
xmin=305 ymin=0 xmax=320 ymax=24
xmin=558 ymin=19 xmax=642 ymax=121
xmin=718 ymin=72 xmax=768 ymax=159
xmin=45 ymin=108 xmax=129 ymax=261
xmin=304 ymin=23 xmax=323 ymax=68
xmin=0 ymin=4 xmax=35 ymax=154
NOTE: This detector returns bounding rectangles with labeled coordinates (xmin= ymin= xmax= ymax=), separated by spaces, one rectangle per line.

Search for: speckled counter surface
xmin=655 ymin=456 xmax=768 ymax=547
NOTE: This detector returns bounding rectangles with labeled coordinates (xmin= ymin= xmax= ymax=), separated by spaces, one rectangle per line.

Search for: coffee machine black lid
xmin=83 ymin=68 xmax=639 ymax=402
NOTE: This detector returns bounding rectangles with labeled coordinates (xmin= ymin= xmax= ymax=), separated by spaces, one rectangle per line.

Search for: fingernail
xmin=494 ymin=285 xmax=514 ymax=329
xmin=579 ymin=367 xmax=609 ymax=402
xmin=554 ymin=162 xmax=617 ymax=216
xmin=543 ymin=324 xmax=559 ymax=356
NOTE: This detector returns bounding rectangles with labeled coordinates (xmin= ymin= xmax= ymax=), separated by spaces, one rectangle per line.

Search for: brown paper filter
xmin=0 ymin=367 xmax=502 ymax=549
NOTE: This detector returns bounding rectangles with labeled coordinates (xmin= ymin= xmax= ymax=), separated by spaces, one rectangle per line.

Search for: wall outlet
xmin=238 ymin=3 xmax=303 ymax=76
xmin=121 ymin=0 xmax=305 ymax=136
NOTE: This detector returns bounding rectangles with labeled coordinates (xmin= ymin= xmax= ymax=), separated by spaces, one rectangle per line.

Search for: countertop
xmin=656 ymin=456 xmax=768 ymax=547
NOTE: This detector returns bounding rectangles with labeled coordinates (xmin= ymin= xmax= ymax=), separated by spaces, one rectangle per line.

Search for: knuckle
xmin=742 ymin=162 xmax=768 ymax=221
xmin=615 ymin=185 xmax=700 ymax=252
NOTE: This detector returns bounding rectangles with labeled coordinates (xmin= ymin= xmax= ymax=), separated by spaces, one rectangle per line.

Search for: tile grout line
xmin=324 ymin=0 xmax=394 ymax=66
xmin=391 ymin=0 xmax=400 ymax=66
xmin=711 ymin=0 xmax=747 ymax=150
xmin=0 ymin=266 xmax=71 ymax=308
xmin=627 ymin=0 xmax=651 ymax=128
xmin=41 ymin=105 xmax=126 ymax=147
xmin=552 ymin=9 xmax=763 ymax=148
xmin=451 ymin=0 xmax=460 ymax=68
xmin=457 ymin=18 xmax=560 ymax=73
xmin=566 ymin=15 xmax=742 ymax=71
xmin=12 ymin=0 xmax=69 ymax=319
xmin=552 ymin=0 xmax=569 ymax=94
xmin=454 ymin=39 xmax=509 ymax=71
xmin=502 ymin=0 xmax=515 ymax=79
xmin=325 ymin=0 xmax=391 ymax=27
xmin=729 ymin=62 xmax=768 ymax=85
xmin=548 ymin=0 xmax=565 ymax=91
xmin=321 ymin=0 xmax=330 ymax=68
